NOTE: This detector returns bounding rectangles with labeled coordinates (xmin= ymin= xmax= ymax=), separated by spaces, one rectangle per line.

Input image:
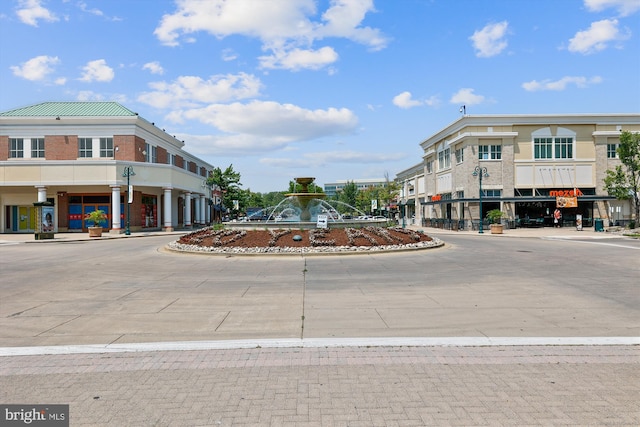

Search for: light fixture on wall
xmin=115 ymin=146 xmax=119 ymax=152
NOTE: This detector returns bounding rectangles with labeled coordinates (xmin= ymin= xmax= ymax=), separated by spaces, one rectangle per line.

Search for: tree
xmin=604 ymin=131 xmax=640 ymax=226
xmin=207 ymin=164 xmax=242 ymax=217
xmin=337 ymin=181 xmax=358 ymax=214
xmin=379 ymin=172 xmax=400 ymax=215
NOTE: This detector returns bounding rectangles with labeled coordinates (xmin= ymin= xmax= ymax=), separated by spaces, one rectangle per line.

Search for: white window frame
xmin=9 ymin=138 xmax=24 ymax=158
xmin=438 ymin=147 xmax=451 ymax=171
xmin=479 ymin=145 xmax=501 ymax=160
xmin=532 ymin=127 xmax=575 ymax=160
xmin=78 ymin=138 xmax=93 ymax=158
xmin=99 ymin=137 xmax=114 ymax=158
xmin=31 ymin=138 xmax=45 ymax=158
xmin=607 ymin=143 xmax=619 ymax=159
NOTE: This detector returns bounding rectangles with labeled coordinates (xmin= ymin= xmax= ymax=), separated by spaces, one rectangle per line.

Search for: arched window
xmin=532 ymin=127 xmax=575 ymax=160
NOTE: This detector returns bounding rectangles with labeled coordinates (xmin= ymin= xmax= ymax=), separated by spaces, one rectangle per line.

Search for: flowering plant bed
xmin=171 ymin=226 xmax=441 ymax=254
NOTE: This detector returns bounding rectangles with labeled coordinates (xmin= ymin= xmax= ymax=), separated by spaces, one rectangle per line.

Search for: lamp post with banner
xmin=472 ymin=166 xmax=489 ymax=234
xmin=122 ymin=165 xmax=135 ymax=235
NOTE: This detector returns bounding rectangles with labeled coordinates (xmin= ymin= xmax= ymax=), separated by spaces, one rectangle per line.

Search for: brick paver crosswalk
xmin=2 ymin=345 xmax=638 ymax=426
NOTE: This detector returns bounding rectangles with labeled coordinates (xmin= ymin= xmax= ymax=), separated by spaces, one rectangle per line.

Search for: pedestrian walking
xmin=554 ymin=208 xmax=562 ymax=228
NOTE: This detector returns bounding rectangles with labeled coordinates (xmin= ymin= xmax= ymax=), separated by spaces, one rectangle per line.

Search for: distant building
xmin=0 ymin=102 xmax=217 ymax=234
xmin=396 ymin=114 xmax=640 ymax=229
xmin=323 ymin=178 xmax=388 ymax=198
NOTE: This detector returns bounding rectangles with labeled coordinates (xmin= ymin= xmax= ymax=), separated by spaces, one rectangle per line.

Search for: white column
xmin=35 ymin=186 xmax=47 ymax=202
xmin=194 ymin=197 xmax=201 ymax=225
xmin=111 ymin=185 xmax=122 ymax=232
xmin=163 ymin=188 xmax=173 ymax=231
xmin=184 ymin=192 xmax=192 ymax=228
xmin=200 ymin=195 xmax=206 ymax=225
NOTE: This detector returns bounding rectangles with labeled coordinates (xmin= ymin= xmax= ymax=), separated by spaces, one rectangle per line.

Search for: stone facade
xmin=396 ymin=114 xmax=640 ymax=229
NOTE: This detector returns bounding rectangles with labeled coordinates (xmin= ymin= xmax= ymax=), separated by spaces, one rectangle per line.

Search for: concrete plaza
xmin=1 ymin=226 xmax=638 ymax=426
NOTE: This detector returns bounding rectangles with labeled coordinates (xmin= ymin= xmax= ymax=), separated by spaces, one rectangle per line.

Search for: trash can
xmin=594 ymin=218 xmax=604 ymax=232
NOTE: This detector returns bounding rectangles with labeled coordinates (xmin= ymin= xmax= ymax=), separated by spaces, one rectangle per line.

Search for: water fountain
xmin=286 ymin=177 xmax=324 ymax=222
xmin=230 ymin=177 xmax=387 ymax=230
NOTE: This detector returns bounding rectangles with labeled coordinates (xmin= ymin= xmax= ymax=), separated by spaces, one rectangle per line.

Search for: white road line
xmin=543 ymin=237 xmax=640 ymax=249
xmin=1 ymin=337 xmax=638 ymax=357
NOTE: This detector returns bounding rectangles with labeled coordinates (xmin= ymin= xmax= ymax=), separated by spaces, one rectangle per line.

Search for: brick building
xmin=0 ymin=102 xmax=218 ymax=234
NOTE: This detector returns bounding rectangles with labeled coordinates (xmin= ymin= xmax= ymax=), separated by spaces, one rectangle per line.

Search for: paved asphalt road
xmin=1 ymin=228 xmax=638 ymax=426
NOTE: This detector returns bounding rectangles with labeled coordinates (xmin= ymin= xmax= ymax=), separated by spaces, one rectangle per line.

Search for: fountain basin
xmin=226 ymin=219 xmax=389 ymax=231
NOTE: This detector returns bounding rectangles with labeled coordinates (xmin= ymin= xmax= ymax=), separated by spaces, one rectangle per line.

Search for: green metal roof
xmin=0 ymin=102 xmax=138 ymax=117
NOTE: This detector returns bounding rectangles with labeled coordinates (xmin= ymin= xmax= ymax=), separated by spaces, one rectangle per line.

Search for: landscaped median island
xmin=167 ymin=226 xmax=443 ymax=255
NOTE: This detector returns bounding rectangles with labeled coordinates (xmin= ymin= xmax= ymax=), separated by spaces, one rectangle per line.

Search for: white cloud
xmin=10 ymin=55 xmax=59 ymax=81
xmin=153 ymin=0 xmax=388 ymax=71
xmin=522 ymin=76 xmax=603 ymax=91
xmin=142 ymin=61 xmax=164 ymax=75
xmin=79 ymin=59 xmax=114 ymax=82
xmin=316 ymin=0 xmax=388 ymax=51
xmin=392 ymin=91 xmax=423 ymax=109
xmin=16 ymin=0 xmax=58 ymax=26
xmin=179 ymin=133 xmax=292 ymax=156
xmin=423 ymin=95 xmax=441 ymax=107
xmin=76 ymin=1 xmax=121 ymax=21
xmin=392 ymin=93 xmax=440 ymax=109
xmin=584 ymin=0 xmax=640 ymax=17
xmin=449 ymin=88 xmax=485 ymax=106
xmin=172 ymin=100 xmax=358 ymax=142
xmin=469 ymin=21 xmax=509 ymax=58
xmin=221 ymin=48 xmax=238 ymax=61
xmin=167 ymin=100 xmax=359 ymax=156
xmin=137 ymin=73 xmax=263 ymax=109
xmin=259 ymin=46 xmax=339 ymax=70
xmin=260 ymin=150 xmax=405 ymax=169
xmin=568 ymin=19 xmax=630 ymax=54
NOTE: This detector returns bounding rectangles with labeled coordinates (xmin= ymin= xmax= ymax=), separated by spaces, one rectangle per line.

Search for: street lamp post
xmin=472 ymin=166 xmax=489 ymax=234
xmin=122 ymin=165 xmax=135 ymax=235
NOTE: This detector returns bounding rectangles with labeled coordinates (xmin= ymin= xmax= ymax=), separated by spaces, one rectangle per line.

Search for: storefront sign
xmin=556 ymin=196 xmax=578 ymax=208
xmin=431 ymin=195 xmax=442 ymax=202
xmin=549 ymin=189 xmax=583 ymax=197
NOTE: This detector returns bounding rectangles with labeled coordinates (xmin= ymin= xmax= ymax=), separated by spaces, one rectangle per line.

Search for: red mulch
xmin=178 ymin=227 xmax=432 ymax=249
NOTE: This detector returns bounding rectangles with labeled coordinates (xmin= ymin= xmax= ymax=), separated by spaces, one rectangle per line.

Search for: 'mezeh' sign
xmin=549 ymin=189 xmax=583 ymax=197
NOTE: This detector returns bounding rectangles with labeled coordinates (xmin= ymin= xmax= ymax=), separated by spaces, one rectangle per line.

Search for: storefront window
xmin=141 ymin=195 xmax=158 ymax=228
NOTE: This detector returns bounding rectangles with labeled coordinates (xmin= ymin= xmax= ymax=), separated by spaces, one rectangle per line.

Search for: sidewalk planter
xmin=88 ymin=226 xmax=103 ymax=238
xmin=85 ymin=209 xmax=107 ymax=238
xmin=486 ymin=209 xmax=506 ymax=234
xmin=490 ymin=223 xmax=504 ymax=234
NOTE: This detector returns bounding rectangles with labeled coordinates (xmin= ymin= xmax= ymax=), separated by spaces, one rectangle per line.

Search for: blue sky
xmin=1 ymin=0 xmax=639 ymax=193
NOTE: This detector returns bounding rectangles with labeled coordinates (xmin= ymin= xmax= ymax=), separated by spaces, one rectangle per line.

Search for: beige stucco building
xmin=396 ymin=114 xmax=640 ymax=230
xmin=0 ymin=102 xmax=219 ymax=234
